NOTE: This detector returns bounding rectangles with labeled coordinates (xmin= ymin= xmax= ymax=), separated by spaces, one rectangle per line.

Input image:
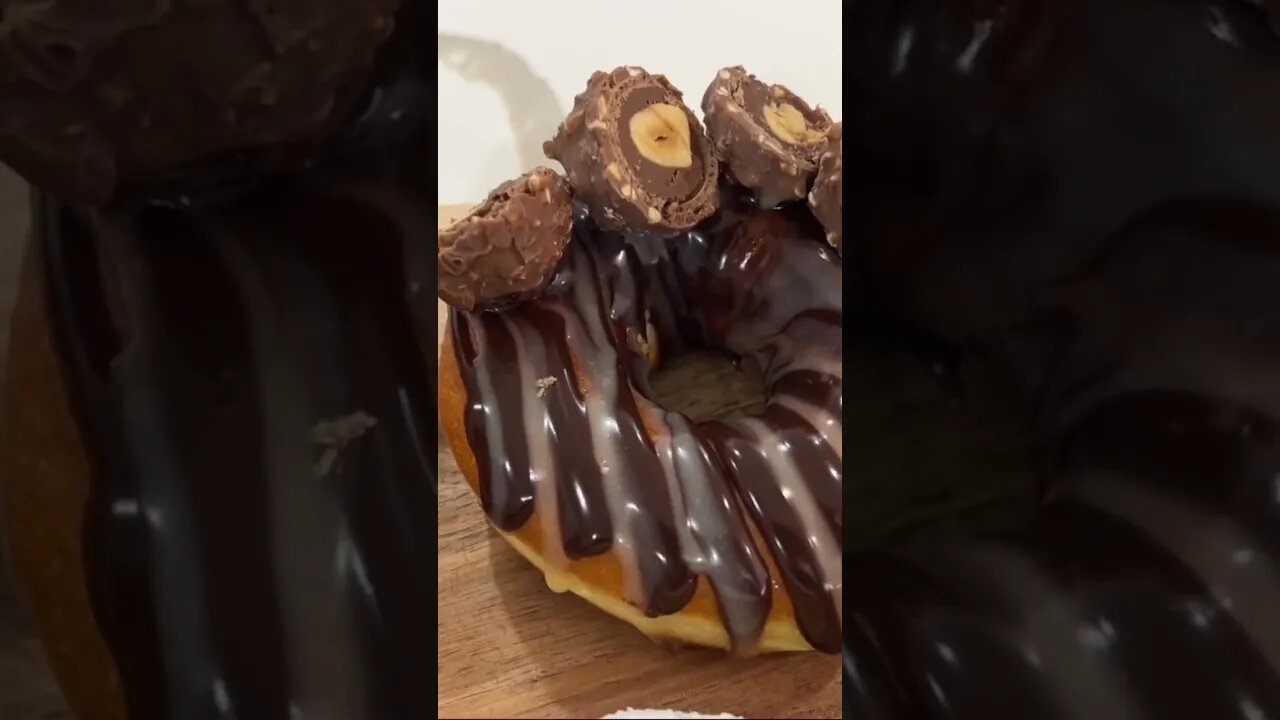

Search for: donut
xmin=4 ymin=180 xmax=440 ymax=720
xmin=1 ymin=5 xmax=441 ymax=716
xmin=439 ymin=66 xmax=843 ymax=654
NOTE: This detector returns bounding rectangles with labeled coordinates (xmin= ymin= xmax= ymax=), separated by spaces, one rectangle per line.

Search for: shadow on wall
xmin=437 ymin=33 xmax=565 ymax=176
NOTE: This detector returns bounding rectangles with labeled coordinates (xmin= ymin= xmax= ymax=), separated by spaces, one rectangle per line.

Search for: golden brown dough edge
xmin=1 ymin=241 xmax=128 ymax=720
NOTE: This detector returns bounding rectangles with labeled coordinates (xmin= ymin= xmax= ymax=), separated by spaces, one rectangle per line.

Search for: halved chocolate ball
xmin=0 ymin=0 xmax=400 ymax=204
xmin=702 ymin=66 xmax=834 ymax=208
xmin=543 ymin=66 xmax=719 ymax=234
xmin=438 ymin=168 xmax=574 ymax=311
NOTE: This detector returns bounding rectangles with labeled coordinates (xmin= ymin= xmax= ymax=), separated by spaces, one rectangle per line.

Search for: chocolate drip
xmin=570 ymin=240 xmax=696 ymax=613
xmin=450 ymin=203 xmax=843 ymax=652
xmin=518 ymin=309 xmax=614 ymax=559
xmin=453 ymin=312 xmax=535 ymax=530
xmin=648 ymin=409 xmax=772 ymax=648
xmin=566 ymin=241 xmax=700 ymax=614
xmin=702 ymin=420 xmax=843 ymax=653
xmin=611 ymin=388 xmax=700 ymax=616
xmin=758 ymin=405 xmax=843 ymax=538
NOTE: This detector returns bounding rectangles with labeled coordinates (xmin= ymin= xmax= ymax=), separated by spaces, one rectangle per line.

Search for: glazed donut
xmin=1 ymin=6 xmax=441 ymax=717
xmin=4 ymin=180 xmax=440 ymax=720
xmin=440 ymin=202 xmax=843 ymax=654
xmin=438 ymin=66 xmax=843 ymax=654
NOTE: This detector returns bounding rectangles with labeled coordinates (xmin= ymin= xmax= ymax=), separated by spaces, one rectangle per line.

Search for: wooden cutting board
xmin=435 ymin=206 xmax=841 ymax=719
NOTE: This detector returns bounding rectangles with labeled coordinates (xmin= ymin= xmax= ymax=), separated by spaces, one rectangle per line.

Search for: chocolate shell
xmin=702 ymin=66 xmax=833 ymax=208
xmin=438 ymin=168 xmax=574 ymax=312
xmin=0 ymin=0 xmax=400 ymax=203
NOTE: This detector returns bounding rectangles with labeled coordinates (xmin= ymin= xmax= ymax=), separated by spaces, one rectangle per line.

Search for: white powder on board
xmin=602 ymin=709 xmax=742 ymax=719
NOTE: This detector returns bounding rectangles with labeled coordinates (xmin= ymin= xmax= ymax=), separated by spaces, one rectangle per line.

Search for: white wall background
xmin=437 ymin=1 xmax=844 ymax=205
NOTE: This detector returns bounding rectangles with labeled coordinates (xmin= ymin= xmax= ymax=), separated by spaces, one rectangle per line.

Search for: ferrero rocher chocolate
xmin=702 ymin=66 xmax=833 ymax=209
xmin=438 ymin=168 xmax=574 ymax=312
xmin=544 ymin=66 xmax=719 ymax=235
xmin=0 ymin=0 xmax=400 ymax=203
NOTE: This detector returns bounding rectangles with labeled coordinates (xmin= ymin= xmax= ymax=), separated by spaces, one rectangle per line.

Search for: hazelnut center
xmin=764 ymin=103 xmax=826 ymax=145
xmin=629 ymin=103 xmax=693 ymax=169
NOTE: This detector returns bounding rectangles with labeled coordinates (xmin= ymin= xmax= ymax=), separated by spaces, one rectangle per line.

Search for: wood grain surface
xmin=435 ymin=206 xmax=841 ymax=719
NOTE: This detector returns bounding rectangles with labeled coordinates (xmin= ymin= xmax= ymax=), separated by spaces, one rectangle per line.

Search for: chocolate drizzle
xmin=449 ymin=199 xmax=843 ymax=652
xmin=40 ymin=179 xmax=438 ymax=719
xmin=452 ymin=312 xmax=535 ymax=530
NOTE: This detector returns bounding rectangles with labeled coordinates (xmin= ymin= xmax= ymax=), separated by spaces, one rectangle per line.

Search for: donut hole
xmin=648 ymin=350 xmax=766 ymax=423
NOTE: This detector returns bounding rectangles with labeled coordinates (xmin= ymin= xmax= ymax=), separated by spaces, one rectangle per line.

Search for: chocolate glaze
xmin=449 ymin=196 xmax=843 ymax=652
xmin=844 ymin=0 xmax=1280 ymax=716
xmin=43 ymin=181 xmax=438 ymax=720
